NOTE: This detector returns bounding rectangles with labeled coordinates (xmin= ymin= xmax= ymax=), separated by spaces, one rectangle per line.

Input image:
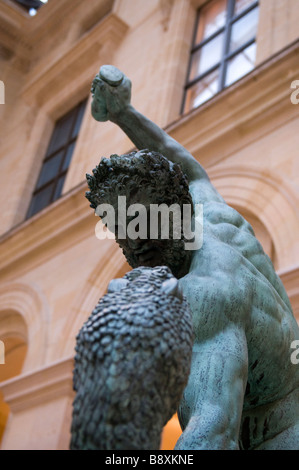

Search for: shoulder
xmin=188 ymin=178 xmax=225 ymax=205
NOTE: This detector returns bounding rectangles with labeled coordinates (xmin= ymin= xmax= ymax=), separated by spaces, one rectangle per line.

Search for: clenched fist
xmin=91 ymin=65 xmax=132 ymax=123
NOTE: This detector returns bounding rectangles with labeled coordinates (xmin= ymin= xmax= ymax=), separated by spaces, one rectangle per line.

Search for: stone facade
xmin=0 ymin=0 xmax=298 ymax=450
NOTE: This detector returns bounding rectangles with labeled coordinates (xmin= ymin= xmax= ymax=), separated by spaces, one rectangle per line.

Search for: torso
xmin=181 ymin=181 xmax=299 ymax=449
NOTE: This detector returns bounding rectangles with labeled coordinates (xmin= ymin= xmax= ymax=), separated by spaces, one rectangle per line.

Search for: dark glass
xmin=62 ymin=142 xmax=76 ymax=172
xmin=36 ymin=150 xmax=64 ymax=189
xmin=46 ymin=109 xmax=75 ymax=156
xmin=72 ymin=101 xmax=86 ymax=139
xmin=52 ymin=175 xmax=66 ymax=200
xmin=27 ymin=184 xmax=54 ymax=217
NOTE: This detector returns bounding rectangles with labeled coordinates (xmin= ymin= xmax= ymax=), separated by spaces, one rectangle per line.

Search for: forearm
xmin=112 ymin=105 xmax=163 ymax=152
xmin=91 ymin=65 xmax=208 ymax=182
xmin=176 ymin=338 xmax=248 ymax=450
xmin=113 ymin=104 xmax=208 ymax=182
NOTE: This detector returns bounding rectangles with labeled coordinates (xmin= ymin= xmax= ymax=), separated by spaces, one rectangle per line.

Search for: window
xmin=183 ymin=0 xmax=259 ymax=113
xmin=26 ymin=99 xmax=86 ymax=219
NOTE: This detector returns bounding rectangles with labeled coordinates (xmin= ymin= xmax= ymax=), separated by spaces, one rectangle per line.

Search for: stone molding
xmin=22 ymin=12 xmax=129 ymax=107
xmin=0 ymin=356 xmax=74 ymax=413
xmin=0 ymin=282 xmax=50 ymax=372
xmin=0 ymin=184 xmax=90 ymax=279
xmin=159 ymin=0 xmax=175 ymax=31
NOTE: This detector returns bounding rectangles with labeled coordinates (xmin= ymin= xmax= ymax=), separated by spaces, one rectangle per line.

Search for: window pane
xmin=185 ymin=68 xmax=220 ymax=111
xmin=225 ymin=42 xmax=256 ymax=86
xmin=62 ymin=141 xmax=75 ymax=171
xmin=190 ymin=33 xmax=224 ymax=81
xmin=230 ymin=7 xmax=259 ymax=52
xmin=53 ymin=174 xmax=66 ymax=201
xmin=71 ymin=100 xmax=86 ymax=139
xmin=27 ymin=184 xmax=54 ymax=217
xmin=195 ymin=0 xmax=227 ymax=44
xmin=46 ymin=109 xmax=75 ymax=156
xmin=36 ymin=150 xmax=64 ymax=189
xmin=234 ymin=0 xmax=256 ymax=16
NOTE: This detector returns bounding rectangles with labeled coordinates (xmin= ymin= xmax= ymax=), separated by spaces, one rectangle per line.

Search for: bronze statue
xmin=85 ymin=65 xmax=299 ymax=450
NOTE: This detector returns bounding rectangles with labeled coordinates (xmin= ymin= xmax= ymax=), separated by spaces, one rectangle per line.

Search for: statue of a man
xmin=87 ymin=65 xmax=299 ymax=450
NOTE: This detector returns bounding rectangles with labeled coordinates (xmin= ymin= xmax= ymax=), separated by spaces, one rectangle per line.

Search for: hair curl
xmin=85 ymin=149 xmax=193 ymax=211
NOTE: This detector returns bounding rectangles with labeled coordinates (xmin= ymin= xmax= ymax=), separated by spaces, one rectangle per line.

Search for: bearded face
xmin=118 ymin=236 xmax=191 ymax=279
xmin=111 ymin=191 xmax=192 ymax=279
xmin=86 ymin=150 xmax=194 ymax=278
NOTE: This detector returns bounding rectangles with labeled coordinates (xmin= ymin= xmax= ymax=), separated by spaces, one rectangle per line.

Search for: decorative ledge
xmin=0 ymin=357 xmax=74 ymax=412
xmin=22 ymin=12 xmax=129 ymax=106
xmin=0 ymin=182 xmax=92 ymax=279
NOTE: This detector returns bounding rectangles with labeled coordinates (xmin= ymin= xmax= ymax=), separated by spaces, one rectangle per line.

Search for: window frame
xmin=26 ymin=99 xmax=87 ymax=219
xmin=182 ymin=0 xmax=259 ymax=113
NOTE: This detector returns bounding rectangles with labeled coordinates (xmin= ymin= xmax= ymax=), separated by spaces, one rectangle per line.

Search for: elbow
xmin=175 ymin=410 xmax=240 ymax=450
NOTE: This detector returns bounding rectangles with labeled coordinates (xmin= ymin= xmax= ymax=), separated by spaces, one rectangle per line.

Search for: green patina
xmin=87 ymin=65 xmax=299 ymax=450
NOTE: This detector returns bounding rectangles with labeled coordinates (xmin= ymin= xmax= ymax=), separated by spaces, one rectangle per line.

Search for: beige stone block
xmin=0 ymin=358 xmax=74 ymax=450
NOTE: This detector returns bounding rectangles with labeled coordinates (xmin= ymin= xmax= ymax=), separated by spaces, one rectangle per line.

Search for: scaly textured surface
xmin=70 ymin=266 xmax=193 ymax=450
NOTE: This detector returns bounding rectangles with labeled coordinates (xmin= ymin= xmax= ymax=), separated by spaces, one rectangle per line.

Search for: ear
xmin=107 ymin=278 xmax=129 ymax=293
xmin=161 ymin=278 xmax=184 ymax=301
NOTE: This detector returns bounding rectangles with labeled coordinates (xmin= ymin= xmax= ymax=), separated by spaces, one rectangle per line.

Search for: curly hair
xmin=85 ymin=149 xmax=193 ymax=211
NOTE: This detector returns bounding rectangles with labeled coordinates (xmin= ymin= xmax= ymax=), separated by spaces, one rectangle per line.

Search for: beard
xmin=119 ymin=237 xmax=191 ymax=279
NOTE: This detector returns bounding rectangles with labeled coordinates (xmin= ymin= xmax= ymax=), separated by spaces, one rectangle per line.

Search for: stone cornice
xmin=0 ymin=1 xmax=126 ymax=74
xmin=0 ymin=356 xmax=74 ymax=412
xmin=22 ymin=12 xmax=129 ymax=106
xmin=0 ymin=182 xmax=91 ymax=280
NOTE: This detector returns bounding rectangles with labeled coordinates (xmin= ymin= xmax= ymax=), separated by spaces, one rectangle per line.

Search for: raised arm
xmin=91 ymin=65 xmax=208 ymax=183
